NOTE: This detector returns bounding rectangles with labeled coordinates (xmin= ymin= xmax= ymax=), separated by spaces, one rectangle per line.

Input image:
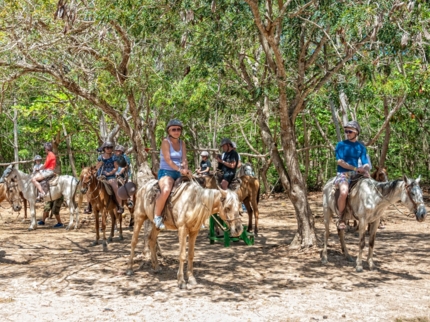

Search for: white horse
xmin=322 ymin=175 xmax=427 ymax=272
xmin=2 ymin=165 xmax=80 ymax=230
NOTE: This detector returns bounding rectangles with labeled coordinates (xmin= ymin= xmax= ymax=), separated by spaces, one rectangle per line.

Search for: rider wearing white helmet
xmin=334 ymin=120 xmax=370 ymax=230
xmin=32 ymin=155 xmax=43 ymax=174
xmin=196 ymin=151 xmax=211 ymax=176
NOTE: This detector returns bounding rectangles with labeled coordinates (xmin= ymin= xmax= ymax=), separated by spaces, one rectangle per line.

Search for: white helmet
xmin=200 ymin=151 xmax=209 ymax=157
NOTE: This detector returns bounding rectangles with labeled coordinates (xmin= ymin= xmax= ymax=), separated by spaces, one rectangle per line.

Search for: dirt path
xmin=0 ymin=192 xmax=429 ymax=322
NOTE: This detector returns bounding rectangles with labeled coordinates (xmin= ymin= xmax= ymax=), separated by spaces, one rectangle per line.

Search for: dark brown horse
xmin=371 ymin=166 xmax=388 ymax=182
xmin=195 ymin=174 xmax=260 ymax=234
xmin=79 ymin=166 xmax=124 ymax=250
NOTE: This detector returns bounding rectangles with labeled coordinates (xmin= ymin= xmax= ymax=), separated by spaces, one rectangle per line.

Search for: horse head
xmin=402 ymin=175 xmax=427 ymax=222
xmin=373 ymin=166 xmax=388 ymax=182
xmin=79 ymin=166 xmax=97 ymax=194
xmin=3 ymin=165 xmax=22 ymax=212
xmin=217 ymin=186 xmax=243 ymax=237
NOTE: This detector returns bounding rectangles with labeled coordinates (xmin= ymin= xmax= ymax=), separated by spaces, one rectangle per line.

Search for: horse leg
xmin=367 ymin=221 xmax=379 ymax=270
xmin=102 ymin=209 xmax=108 ymax=251
xmin=28 ymin=201 xmax=37 ymax=231
xmin=321 ymin=206 xmax=331 ymax=264
xmin=249 ymin=197 xmax=259 ymax=235
xmin=243 ymin=198 xmax=253 ymax=233
xmin=148 ymin=224 xmax=161 ymax=273
xmin=92 ymin=209 xmax=100 ymax=246
xmin=65 ymin=198 xmax=75 ymax=230
xmin=355 ymin=219 xmax=367 ymax=272
xmin=177 ymin=227 xmax=188 ymax=289
xmin=107 ymin=209 xmax=115 ymax=243
xmin=23 ymin=198 xmax=28 ymax=222
xmin=187 ymin=230 xmax=199 ymax=286
xmin=118 ymin=209 xmax=124 ymax=241
xmin=338 ymin=229 xmax=353 ymax=262
xmin=127 ymin=212 xmax=148 ymax=276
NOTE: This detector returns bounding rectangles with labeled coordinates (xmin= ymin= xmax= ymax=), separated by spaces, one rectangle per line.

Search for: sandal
xmin=337 ymin=220 xmax=346 ymax=230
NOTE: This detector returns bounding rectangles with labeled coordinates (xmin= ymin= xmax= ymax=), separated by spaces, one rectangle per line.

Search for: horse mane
xmin=374 ymin=179 xmax=402 ymax=197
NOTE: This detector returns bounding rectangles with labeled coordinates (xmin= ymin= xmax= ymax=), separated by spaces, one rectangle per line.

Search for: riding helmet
xmin=115 ymin=145 xmax=125 ymax=152
xmin=200 ymin=151 xmax=209 ymax=157
xmin=220 ymin=138 xmax=232 ymax=147
xmin=343 ymin=120 xmax=361 ymax=134
xmin=44 ymin=142 xmax=53 ymax=151
xmin=34 ymin=155 xmax=43 ymax=161
xmin=101 ymin=141 xmax=114 ymax=151
xmin=166 ymin=119 xmax=183 ymax=132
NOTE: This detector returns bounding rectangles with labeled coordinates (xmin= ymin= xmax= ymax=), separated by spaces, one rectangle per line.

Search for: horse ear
xmin=416 ymin=175 xmax=421 ymax=184
xmin=217 ymin=186 xmax=227 ymax=198
xmin=403 ymin=175 xmax=411 ymax=185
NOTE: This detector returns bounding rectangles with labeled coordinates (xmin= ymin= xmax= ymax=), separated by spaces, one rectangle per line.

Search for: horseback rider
xmin=96 ymin=141 xmax=124 ymax=214
xmin=153 ymin=119 xmax=190 ymax=230
xmin=335 ymin=120 xmax=370 ymax=230
xmin=32 ymin=155 xmax=43 ymax=174
xmin=216 ymin=138 xmax=239 ymax=190
xmin=114 ymin=144 xmax=134 ymax=208
xmin=31 ymin=142 xmax=56 ymax=198
xmin=196 ymin=151 xmax=211 ymax=176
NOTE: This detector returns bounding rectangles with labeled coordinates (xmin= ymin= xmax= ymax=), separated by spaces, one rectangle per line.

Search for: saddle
xmin=97 ymin=176 xmax=114 ymax=196
xmin=334 ymin=173 xmax=366 ymax=217
xmin=148 ymin=176 xmax=191 ymax=223
xmin=40 ymin=174 xmax=59 ymax=195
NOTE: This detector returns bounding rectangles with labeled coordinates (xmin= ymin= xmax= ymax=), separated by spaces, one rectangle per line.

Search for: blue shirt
xmin=335 ymin=140 xmax=369 ymax=173
xmin=97 ymin=154 xmax=117 ymax=179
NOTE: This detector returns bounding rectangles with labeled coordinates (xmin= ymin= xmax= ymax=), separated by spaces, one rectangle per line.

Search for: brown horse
xmin=0 ymin=182 xmax=28 ymax=220
xmin=79 ymin=166 xmax=124 ymax=250
xmin=371 ymin=166 xmax=388 ymax=182
xmin=127 ymin=178 xmax=243 ymax=289
xmin=195 ymin=174 xmax=260 ymax=234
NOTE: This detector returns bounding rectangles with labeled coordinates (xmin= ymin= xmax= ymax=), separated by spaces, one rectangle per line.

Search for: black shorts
xmin=222 ymin=172 xmax=235 ymax=184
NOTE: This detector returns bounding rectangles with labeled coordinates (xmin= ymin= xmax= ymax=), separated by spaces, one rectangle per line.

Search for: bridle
xmin=81 ymin=169 xmax=101 ymax=200
xmin=404 ymin=182 xmax=425 ymax=214
xmin=5 ymin=178 xmax=22 ymax=207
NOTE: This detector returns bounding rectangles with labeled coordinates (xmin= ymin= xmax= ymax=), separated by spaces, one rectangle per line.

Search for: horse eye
xmin=225 ymin=207 xmax=230 ymax=212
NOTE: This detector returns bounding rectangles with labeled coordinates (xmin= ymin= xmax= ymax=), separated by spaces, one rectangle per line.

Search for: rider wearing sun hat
xmin=334 ymin=120 xmax=370 ymax=230
xmin=196 ymin=151 xmax=211 ymax=176
xmin=153 ymin=119 xmax=190 ymax=230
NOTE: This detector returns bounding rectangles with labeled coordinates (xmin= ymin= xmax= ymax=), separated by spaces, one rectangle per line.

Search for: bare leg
xmin=367 ymin=221 xmax=379 ymax=270
xmin=187 ymin=230 xmax=199 ymax=286
xmin=153 ymin=176 xmax=174 ymax=229
xmin=221 ymin=179 xmax=229 ymax=190
xmin=177 ymin=227 xmax=188 ymax=289
xmin=336 ymin=182 xmax=348 ymax=229
xmin=31 ymin=174 xmax=45 ymax=194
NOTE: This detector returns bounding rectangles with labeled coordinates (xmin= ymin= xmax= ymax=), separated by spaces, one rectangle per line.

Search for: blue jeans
xmin=158 ymin=169 xmax=181 ymax=180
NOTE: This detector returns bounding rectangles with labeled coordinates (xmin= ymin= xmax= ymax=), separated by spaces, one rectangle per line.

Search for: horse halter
xmin=5 ymin=178 xmax=21 ymax=205
xmin=404 ymin=182 xmax=424 ymax=214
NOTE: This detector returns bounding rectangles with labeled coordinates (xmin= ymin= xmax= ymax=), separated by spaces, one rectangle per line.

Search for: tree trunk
xmin=12 ymin=106 xmax=19 ymax=170
xmin=62 ymin=123 xmax=77 ymax=177
xmin=379 ymin=96 xmax=391 ymax=168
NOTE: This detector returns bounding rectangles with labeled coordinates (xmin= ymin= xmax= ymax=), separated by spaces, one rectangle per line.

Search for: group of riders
xmin=26 ymin=118 xmax=366 ymax=232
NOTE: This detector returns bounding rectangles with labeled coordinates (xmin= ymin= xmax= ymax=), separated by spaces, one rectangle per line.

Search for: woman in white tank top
xmin=153 ymin=119 xmax=190 ymax=230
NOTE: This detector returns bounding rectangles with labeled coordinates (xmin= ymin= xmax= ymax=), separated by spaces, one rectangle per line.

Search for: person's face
xmin=114 ymin=150 xmax=122 ymax=156
xmin=221 ymin=144 xmax=229 ymax=152
xmin=201 ymin=155 xmax=208 ymax=160
xmin=344 ymin=128 xmax=358 ymax=140
xmin=104 ymin=146 xmax=113 ymax=153
xmin=35 ymin=160 xmax=41 ymax=163
xmin=168 ymin=126 xmax=182 ymax=137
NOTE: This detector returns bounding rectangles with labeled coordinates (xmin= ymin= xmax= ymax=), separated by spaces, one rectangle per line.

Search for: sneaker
xmin=154 ymin=216 xmax=165 ymax=230
xmin=127 ymin=200 xmax=134 ymax=208
xmin=117 ymin=207 xmax=124 ymax=214
xmin=37 ymin=221 xmax=45 ymax=225
xmin=53 ymin=223 xmax=64 ymax=228
xmin=39 ymin=192 xmax=46 ymax=198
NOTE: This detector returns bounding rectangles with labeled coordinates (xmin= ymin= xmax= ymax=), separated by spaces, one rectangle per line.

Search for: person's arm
xmin=222 ymin=152 xmax=237 ymax=169
xmin=203 ymin=160 xmax=211 ymax=173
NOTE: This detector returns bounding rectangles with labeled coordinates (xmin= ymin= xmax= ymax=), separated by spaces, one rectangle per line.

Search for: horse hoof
xmin=119 ymin=235 xmax=124 ymax=241
xmin=107 ymin=237 xmax=113 ymax=243
xmin=321 ymin=258 xmax=328 ymax=265
xmin=152 ymin=267 xmax=162 ymax=273
xmin=126 ymin=269 xmax=134 ymax=276
xmin=178 ymin=282 xmax=187 ymax=290
xmin=356 ymin=266 xmax=363 ymax=273
xmin=90 ymin=241 xmax=98 ymax=246
xmin=103 ymin=242 xmax=108 ymax=252
xmin=28 ymin=227 xmax=35 ymax=231
xmin=188 ymin=277 xmax=197 ymax=286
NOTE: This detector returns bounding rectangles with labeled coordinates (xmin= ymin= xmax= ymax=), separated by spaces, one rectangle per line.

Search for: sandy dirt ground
xmin=0 ymin=191 xmax=430 ymax=322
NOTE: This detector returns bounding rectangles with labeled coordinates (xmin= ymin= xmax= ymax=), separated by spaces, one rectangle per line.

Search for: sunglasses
xmin=344 ymin=130 xmax=355 ymax=134
xmin=105 ymin=146 xmax=113 ymax=149
xmin=170 ymin=128 xmax=182 ymax=132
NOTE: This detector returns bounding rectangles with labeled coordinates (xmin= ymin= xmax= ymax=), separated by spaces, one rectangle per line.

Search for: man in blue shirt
xmin=334 ymin=121 xmax=370 ymax=230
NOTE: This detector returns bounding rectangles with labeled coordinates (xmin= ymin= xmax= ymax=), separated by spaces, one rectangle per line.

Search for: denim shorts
xmin=158 ymin=169 xmax=181 ymax=180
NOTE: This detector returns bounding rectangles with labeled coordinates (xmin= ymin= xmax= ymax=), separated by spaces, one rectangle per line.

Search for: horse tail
xmin=257 ymin=184 xmax=260 ymax=204
xmin=73 ymin=178 xmax=81 ymax=209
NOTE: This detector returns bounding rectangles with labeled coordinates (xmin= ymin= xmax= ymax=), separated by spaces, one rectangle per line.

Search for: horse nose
xmin=81 ymin=188 xmax=87 ymax=194
xmin=416 ymin=205 xmax=427 ymax=222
